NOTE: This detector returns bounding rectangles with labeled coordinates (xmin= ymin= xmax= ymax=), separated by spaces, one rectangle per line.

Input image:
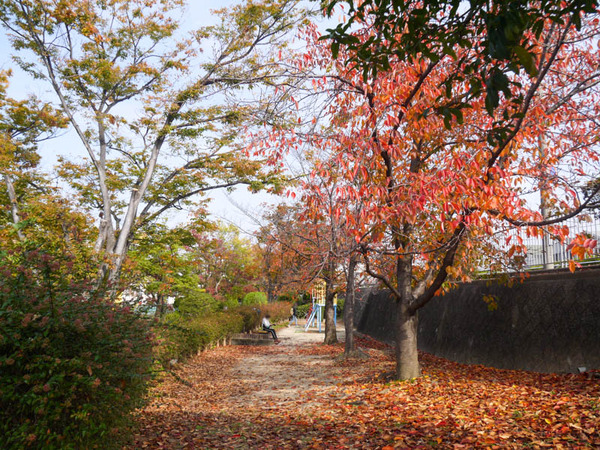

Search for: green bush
xmin=156 ymin=312 xmax=204 ymax=363
xmin=241 ymin=291 xmax=267 ymax=306
xmin=174 ymin=292 xmax=218 ymax=316
xmin=0 ymin=247 xmax=154 ymax=449
xmin=156 ymin=308 xmax=258 ymax=364
xmin=336 ymin=297 xmax=345 ymax=317
xmin=222 ymin=296 xmax=240 ymax=310
xmin=296 ymin=303 xmax=311 ymax=318
xmin=277 ymin=294 xmax=294 ymax=302
xmin=236 ymin=305 xmax=262 ymax=331
xmin=155 ymin=303 xmax=291 ymax=365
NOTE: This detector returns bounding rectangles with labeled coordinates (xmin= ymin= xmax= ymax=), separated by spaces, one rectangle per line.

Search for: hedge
xmin=155 ymin=302 xmax=291 ymax=365
xmin=174 ymin=292 xmax=218 ymax=316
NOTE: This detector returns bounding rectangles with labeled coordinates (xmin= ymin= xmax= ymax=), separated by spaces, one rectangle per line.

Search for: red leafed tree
xmin=297 ymin=153 xmax=369 ymax=350
xmin=256 ymin=12 xmax=600 ymax=379
xmin=297 ymin=160 xmax=363 ymax=345
xmin=329 ymin=14 xmax=600 ymax=379
xmin=256 ymin=204 xmax=311 ymax=302
xmin=258 ymin=186 xmax=357 ymax=346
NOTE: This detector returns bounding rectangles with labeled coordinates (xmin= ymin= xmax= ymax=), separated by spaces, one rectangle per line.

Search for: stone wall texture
xmin=356 ymin=269 xmax=600 ymax=373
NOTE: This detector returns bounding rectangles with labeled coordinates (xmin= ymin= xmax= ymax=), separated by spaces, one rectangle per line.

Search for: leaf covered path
xmin=130 ymin=327 xmax=600 ymax=449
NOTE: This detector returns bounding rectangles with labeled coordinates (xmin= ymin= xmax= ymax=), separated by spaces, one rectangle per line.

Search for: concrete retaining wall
xmin=356 ymin=269 xmax=600 ymax=373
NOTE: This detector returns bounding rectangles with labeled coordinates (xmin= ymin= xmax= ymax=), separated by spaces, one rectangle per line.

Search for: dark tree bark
xmin=395 ymin=301 xmax=420 ymax=379
xmin=323 ymin=277 xmax=338 ymax=344
xmin=344 ymin=254 xmax=357 ymax=356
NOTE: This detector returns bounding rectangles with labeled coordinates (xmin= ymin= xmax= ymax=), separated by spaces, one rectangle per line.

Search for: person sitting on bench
xmin=262 ymin=314 xmax=280 ymax=344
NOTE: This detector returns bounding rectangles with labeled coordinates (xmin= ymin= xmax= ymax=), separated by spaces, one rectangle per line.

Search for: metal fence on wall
xmin=507 ymin=216 xmax=600 ymax=271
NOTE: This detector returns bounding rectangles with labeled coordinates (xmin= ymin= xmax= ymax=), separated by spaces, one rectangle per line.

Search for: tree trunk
xmin=3 ymin=173 xmax=24 ymax=241
xmin=344 ymin=255 xmax=357 ymax=356
xmin=94 ymin=218 xmax=109 ymax=252
xmin=395 ymin=253 xmax=420 ymax=380
xmin=395 ymin=300 xmax=420 ymax=380
xmin=266 ymin=275 xmax=275 ymax=303
xmin=323 ymin=281 xmax=338 ymax=345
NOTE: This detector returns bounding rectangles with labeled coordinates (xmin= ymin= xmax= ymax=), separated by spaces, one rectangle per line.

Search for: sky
xmin=0 ymin=0 xmax=314 ymax=236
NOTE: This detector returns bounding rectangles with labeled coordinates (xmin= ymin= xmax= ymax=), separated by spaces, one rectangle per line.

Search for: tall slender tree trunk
xmin=266 ymin=275 xmax=275 ymax=303
xmin=344 ymin=255 xmax=357 ymax=356
xmin=3 ymin=173 xmax=24 ymax=241
xmin=323 ymin=279 xmax=338 ymax=344
xmin=154 ymin=294 xmax=167 ymax=318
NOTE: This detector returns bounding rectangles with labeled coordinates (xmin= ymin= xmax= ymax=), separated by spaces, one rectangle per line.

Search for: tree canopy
xmin=321 ymin=0 xmax=599 ymax=124
xmin=253 ymin=3 xmax=600 ymax=378
xmin=0 ymin=0 xmax=308 ymax=286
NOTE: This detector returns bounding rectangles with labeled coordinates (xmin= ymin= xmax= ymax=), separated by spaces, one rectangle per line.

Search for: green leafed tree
xmin=242 ymin=290 xmax=267 ymax=305
xmin=125 ymin=222 xmax=202 ymax=318
xmin=0 ymin=70 xmax=68 ymax=240
xmin=0 ymin=0 xmax=308 ymax=287
xmin=190 ymin=222 xmax=263 ymax=304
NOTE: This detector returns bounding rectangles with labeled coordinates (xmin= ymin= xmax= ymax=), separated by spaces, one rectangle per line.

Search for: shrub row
xmin=173 ymin=290 xmax=269 ymax=316
xmin=155 ymin=302 xmax=291 ymax=365
xmin=0 ymin=239 xmax=294 ymax=449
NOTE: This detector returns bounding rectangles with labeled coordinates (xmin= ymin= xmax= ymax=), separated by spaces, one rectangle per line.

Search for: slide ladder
xmin=304 ymin=307 xmax=318 ymax=331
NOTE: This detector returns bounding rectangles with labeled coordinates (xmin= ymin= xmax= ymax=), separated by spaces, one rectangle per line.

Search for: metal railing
xmin=503 ymin=215 xmax=600 ymax=271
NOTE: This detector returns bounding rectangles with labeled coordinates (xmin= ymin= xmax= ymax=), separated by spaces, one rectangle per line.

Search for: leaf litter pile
xmin=129 ymin=335 xmax=599 ymax=449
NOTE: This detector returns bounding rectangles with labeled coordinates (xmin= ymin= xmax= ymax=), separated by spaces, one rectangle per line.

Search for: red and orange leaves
xmin=129 ymin=337 xmax=599 ymax=449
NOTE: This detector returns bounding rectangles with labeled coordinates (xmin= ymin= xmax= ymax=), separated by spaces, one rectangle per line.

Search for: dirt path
xmin=129 ymin=323 xmax=390 ymax=449
xmin=129 ymin=324 xmax=600 ymax=449
xmin=230 ymin=325 xmax=346 ymax=404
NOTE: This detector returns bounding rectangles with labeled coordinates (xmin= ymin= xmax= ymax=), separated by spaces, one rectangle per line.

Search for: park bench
xmin=231 ymin=331 xmax=274 ymax=346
